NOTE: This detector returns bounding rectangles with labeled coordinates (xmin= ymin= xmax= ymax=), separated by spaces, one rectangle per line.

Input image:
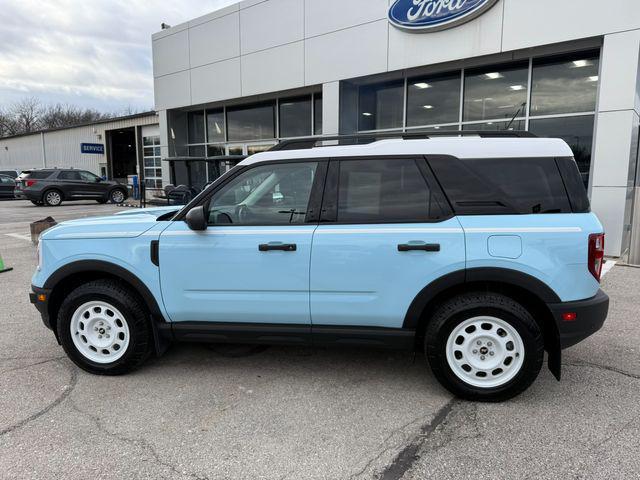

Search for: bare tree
xmin=0 ymin=97 xmax=122 ymax=138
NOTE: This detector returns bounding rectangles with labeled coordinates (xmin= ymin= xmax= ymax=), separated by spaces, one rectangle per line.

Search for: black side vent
xmin=150 ymin=240 xmax=159 ymax=266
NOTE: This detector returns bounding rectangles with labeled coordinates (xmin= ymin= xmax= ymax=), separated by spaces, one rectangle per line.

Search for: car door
xmin=159 ymin=159 xmax=326 ymax=332
xmin=78 ymin=170 xmax=106 ymax=198
xmin=55 ymin=170 xmax=85 ymax=197
xmin=0 ymin=175 xmax=15 ymax=197
xmin=310 ymin=157 xmax=466 ymax=337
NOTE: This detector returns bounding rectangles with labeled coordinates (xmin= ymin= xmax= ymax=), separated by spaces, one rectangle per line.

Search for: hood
xmin=114 ymin=206 xmax=180 ymax=218
xmin=41 ymin=214 xmax=159 ymax=240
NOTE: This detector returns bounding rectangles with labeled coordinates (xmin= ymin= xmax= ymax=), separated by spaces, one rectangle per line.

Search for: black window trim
xmin=173 ymin=158 xmax=329 ymax=227
xmin=319 ymin=155 xmax=454 ymax=226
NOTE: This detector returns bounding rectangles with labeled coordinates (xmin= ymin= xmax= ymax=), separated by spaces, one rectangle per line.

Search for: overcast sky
xmin=0 ymin=0 xmax=238 ymax=113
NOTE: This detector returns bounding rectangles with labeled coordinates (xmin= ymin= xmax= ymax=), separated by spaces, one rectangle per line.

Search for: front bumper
xmin=29 ymin=285 xmax=53 ymax=330
xmin=548 ymin=289 xmax=609 ymax=349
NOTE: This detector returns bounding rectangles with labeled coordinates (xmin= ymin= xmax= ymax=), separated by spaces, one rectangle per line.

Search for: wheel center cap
xmin=98 ymin=327 xmax=106 ymax=335
xmin=479 ymin=346 xmax=489 ymax=355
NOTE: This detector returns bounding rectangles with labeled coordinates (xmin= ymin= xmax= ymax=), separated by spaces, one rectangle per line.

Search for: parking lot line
xmin=4 ymin=233 xmax=31 ymax=242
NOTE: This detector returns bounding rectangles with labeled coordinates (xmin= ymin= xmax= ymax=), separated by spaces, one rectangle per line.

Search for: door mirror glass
xmin=185 ymin=205 xmax=207 ymax=231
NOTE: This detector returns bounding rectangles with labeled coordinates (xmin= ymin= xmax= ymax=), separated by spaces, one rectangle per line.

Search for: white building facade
xmin=152 ymin=0 xmax=640 ymax=259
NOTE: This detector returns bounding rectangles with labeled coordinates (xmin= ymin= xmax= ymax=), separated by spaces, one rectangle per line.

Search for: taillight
xmin=588 ymin=233 xmax=605 ymax=282
xmin=25 ymin=179 xmax=38 ymax=187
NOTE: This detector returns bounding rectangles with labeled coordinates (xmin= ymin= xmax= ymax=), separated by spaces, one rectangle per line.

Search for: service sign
xmin=80 ymin=143 xmax=105 ymax=154
xmin=389 ymin=0 xmax=499 ymax=32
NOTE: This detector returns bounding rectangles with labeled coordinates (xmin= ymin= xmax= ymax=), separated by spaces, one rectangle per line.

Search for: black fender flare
xmin=403 ymin=267 xmax=562 ymax=380
xmin=44 ymin=260 xmax=170 ymax=354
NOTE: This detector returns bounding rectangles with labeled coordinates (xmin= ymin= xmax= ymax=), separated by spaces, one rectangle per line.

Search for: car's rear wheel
xmin=57 ymin=279 xmax=152 ymax=375
xmin=425 ymin=292 xmax=544 ymax=402
xmin=43 ymin=189 xmax=63 ymax=206
xmin=109 ymin=189 xmax=126 ymax=204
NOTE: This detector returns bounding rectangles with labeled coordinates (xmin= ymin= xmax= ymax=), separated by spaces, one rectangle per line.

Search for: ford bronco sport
xmin=29 ymin=132 xmax=609 ymax=401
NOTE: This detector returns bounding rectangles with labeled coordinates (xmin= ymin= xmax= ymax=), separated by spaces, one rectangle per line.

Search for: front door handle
xmin=398 ymin=243 xmax=440 ymax=252
xmin=259 ymin=243 xmax=297 ymax=252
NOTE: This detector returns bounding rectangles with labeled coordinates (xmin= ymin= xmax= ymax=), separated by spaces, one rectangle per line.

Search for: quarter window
xmin=207 ymin=162 xmax=318 ymax=225
xmin=337 ymin=159 xmax=438 ymax=223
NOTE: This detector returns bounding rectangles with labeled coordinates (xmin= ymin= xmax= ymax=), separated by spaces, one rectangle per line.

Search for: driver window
xmin=80 ymin=171 xmax=99 ymax=182
xmin=207 ymin=162 xmax=318 ymax=225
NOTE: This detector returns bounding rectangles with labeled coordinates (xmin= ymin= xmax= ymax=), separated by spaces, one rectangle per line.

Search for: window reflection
xmin=314 ymin=94 xmax=323 ymax=135
xmin=462 ymin=120 xmax=526 ymax=131
xmin=529 ymin=115 xmax=595 ymax=187
xmin=227 ymin=102 xmax=276 ymax=141
xmin=358 ymin=81 xmax=404 ymax=131
xmin=464 ymin=64 xmax=529 ymax=122
xmin=279 ymin=96 xmax=312 ymax=138
xmin=531 ymin=53 xmax=599 ymax=116
xmin=187 ymin=111 xmax=205 ymax=144
xmin=407 ymin=73 xmax=461 ymax=127
xmin=206 ymin=109 xmax=225 ymax=143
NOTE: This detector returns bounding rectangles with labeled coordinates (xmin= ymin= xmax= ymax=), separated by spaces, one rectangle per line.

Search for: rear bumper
xmin=548 ymin=289 xmax=609 ymax=349
xmin=15 ymin=190 xmax=38 ymax=201
xmin=29 ymin=285 xmax=53 ymax=330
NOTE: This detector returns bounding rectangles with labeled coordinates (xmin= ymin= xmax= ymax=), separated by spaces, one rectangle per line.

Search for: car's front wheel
xmin=57 ymin=279 xmax=152 ymax=375
xmin=425 ymin=292 xmax=544 ymax=402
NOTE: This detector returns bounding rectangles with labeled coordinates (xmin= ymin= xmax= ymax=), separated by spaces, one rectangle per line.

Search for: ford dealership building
xmin=152 ymin=0 xmax=640 ymax=259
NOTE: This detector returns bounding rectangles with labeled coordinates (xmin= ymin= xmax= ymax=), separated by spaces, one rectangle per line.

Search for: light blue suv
xmin=29 ymin=133 xmax=609 ymax=401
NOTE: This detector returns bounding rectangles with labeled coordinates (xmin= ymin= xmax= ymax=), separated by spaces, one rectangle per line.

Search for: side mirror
xmin=185 ymin=205 xmax=207 ymax=231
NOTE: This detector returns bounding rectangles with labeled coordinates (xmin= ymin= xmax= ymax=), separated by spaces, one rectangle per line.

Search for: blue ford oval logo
xmin=389 ymin=0 xmax=500 ymax=32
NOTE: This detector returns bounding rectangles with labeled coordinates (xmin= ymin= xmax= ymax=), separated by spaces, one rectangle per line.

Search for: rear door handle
xmin=398 ymin=243 xmax=440 ymax=252
xmin=259 ymin=243 xmax=297 ymax=252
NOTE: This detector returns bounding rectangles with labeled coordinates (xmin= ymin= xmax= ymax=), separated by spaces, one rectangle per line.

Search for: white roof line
xmin=239 ymin=137 xmax=574 ymax=166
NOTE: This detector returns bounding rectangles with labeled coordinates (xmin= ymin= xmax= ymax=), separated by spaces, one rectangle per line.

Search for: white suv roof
xmin=240 ymin=137 xmax=574 ymax=166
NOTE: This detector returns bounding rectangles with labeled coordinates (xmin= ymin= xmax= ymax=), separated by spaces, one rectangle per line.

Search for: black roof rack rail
xmin=269 ymin=130 xmax=537 ymax=151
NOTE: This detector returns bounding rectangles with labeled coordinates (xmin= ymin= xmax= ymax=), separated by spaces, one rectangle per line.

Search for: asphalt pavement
xmin=0 ymin=199 xmax=638 ymax=479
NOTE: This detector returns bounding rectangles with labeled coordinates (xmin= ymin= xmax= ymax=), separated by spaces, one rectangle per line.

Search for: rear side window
xmin=58 ymin=171 xmax=82 ymax=181
xmin=337 ymin=159 xmax=442 ymax=223
xmin=556 ymin=157 xmax=590 ymax=213
xmin=25 ymin=171 xmax=53 ymax=180
xmin=428 ymin=156 xmax=571 ymax=215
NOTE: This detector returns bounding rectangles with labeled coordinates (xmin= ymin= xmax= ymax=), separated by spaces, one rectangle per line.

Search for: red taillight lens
xmin=25 ymin=179 xmax=38 ymax=187
xmin=588 ymin=233 xmax=605 ymax=282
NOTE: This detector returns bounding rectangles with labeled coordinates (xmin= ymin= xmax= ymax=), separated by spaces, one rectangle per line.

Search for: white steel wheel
xmin=110 ymin=190 xmax=125 ymax=203
xmin=70 ymin=301 xmax=130 ymax=363
xmin=445 ymin=316 xmax=525 ymax=389
xmin=45 ymin=190 xmax=62 ymax=206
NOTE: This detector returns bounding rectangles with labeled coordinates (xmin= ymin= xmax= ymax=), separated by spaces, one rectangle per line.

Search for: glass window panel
xmin=462 ymin=120 xmax=526 ymax=131
xmin=206 ymin=109 xmax=225 ymax=143
xmin=143 ymin=136 xmax=153 ymax=146
xmin=187 ymin=111 xmax=205 ymax=144
xmin=247 ymin=144 xmax=274 ymax=155
xmin=154 ymin=147 xmax=161 ymax=156
xmin=227 ymin=102 xmax=276 ymax=141
xmin=188 ymin=145 xmax=205 ymax=157
xmin=154 ymin=137 xmax=160 ymax=146
xmin=314 ymin=94 xmax=323 ymax=135
xmin=407 ymin=73 xmax=461 ymax=127
xmin=358 ymin=81 xmax=404 ymax=131
xmin=529 ymin=115 xmax=595 ymax=188
xmin=337 ymin=159 xmax=438 ymax=223
xmin=531 ymin=53 xmax=600 ymax=116
xmin=207 ymin=145 xmax=225 ymax=157
xmin=279 ymin=96 xmax=312 ymax=138
xmin=208 ymin=162 xmax=318 ymax=225
xmin=144 ymin=159 xmax=155 ymax=167
xmin=464 ymin=64 xmax=529 ymax=122
xmin=143 ymin=147 xmax=154 ymax=157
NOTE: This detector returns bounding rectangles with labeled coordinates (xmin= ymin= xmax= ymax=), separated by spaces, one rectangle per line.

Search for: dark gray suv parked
xmin=15 ymin=169 xmax=128 ymax=206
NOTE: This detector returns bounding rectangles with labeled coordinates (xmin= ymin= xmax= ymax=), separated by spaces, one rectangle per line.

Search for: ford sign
xmin=389 ymin=0 xmax=500 ymax=32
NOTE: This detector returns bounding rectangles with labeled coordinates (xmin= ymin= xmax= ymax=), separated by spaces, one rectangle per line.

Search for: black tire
xmin=425 ymin=292 xmax=544 ymax=402
xmin=56 ymin=279 xmax=153 ymax=375
xmin=109 ymin=188 xmax=127 ymax=204
xmin=43 ymin=189 xmax=63 ymax=206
